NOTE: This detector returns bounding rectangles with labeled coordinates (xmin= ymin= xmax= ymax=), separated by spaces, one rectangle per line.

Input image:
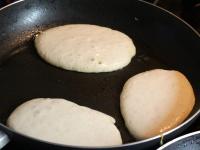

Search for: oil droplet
xmin=134 ymin=17 xmax=139 ymax=21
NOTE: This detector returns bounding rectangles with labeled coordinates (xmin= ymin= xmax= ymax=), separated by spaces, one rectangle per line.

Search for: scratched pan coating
xmin=0 ymin=0 xmax=200 ymax=150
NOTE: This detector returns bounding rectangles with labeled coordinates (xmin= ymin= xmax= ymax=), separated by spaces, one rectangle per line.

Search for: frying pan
xmin=157 ymin=131 xmax=200 ymax=150
xmin=0 ymin=0 xmax=200 ymax=149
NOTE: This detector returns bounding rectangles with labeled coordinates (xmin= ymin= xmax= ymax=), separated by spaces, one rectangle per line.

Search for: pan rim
xmin=0 ymin=0 xmax=199 ymax=38
xmin=0 ymin=0 xmax=24 ymax=11
xmin=157 ymin=130 xmax=200 ymax=150
xmin=139 ymin=0 xmax=200 ymax=38
xmin=0 ymin=0 xmax=200 ymax=149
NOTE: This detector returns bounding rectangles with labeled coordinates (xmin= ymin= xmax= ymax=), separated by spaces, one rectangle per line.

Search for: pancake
xmin=7 ymin=98 xmax=122 ymax=146
xmin=120 ymin=69 xmax=195 ymax=139
xmin=35 ymin=24 xmax=136 ymax=73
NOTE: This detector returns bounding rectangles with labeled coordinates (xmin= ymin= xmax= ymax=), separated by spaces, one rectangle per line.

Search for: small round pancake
xmin=120 ymin=69 xmax=195 ymax=139
xmin=35 ymin=24 xmax=136 ymax=73
xmin=7 ymin=98 xmax=122 ymax=146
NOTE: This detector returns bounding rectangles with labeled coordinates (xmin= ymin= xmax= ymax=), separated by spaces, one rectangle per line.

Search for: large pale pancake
xmin=35 ymin=24 xmax=136 ymax=73
xmin=7 ymin=98 xmax=122 ymax=146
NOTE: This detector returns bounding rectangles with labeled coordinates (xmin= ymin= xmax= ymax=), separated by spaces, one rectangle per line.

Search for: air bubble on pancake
xmin=98 ymin=61 xmax=102 ymax=65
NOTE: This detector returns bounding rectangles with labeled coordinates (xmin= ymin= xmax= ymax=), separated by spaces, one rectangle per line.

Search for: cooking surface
xmin=0 ymin=32 xmax=169 ymax=148
xmin=0 ymin=0 xmax=200 ymax=150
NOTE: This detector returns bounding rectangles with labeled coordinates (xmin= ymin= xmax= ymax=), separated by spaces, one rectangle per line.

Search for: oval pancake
xmin=7 ymin=98 xmax=122 ymax=146
xmin=35 ymin=24 xmax=136 ymax=73
xmin=120 ymin=69 xmax=195 ymax=139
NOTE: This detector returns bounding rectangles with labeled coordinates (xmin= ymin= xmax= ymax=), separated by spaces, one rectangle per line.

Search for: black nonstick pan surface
xmin=0 ymin=0 xmax=200 ymax=149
